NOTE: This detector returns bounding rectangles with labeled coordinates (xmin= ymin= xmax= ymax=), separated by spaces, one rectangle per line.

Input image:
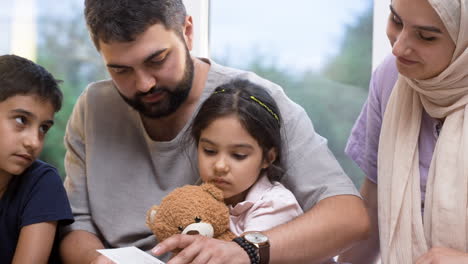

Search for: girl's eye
xmin=232 ymin=153 xmax=247 ymax=160
xmin=15 ymin=116 xmax=26 ymax=125
xmin=203 ymin=148 xmax=217 ymax=155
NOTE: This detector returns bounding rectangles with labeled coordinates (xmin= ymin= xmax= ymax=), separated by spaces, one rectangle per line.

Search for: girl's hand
xmin=416 ymin=247 xmax=468 ymax=264
xmin=152 ymin=234 xmax=250 ymax=264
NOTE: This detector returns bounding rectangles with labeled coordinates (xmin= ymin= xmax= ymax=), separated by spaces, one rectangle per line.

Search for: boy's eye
xmin=15 ymin=116 xmax=27 ymax=125
xmin=39 ymin=124 xmax=51 ymax=134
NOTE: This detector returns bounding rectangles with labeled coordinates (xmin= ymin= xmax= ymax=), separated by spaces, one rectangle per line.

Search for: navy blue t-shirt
xmin=0 ymin=160 xmax=73 ymax=263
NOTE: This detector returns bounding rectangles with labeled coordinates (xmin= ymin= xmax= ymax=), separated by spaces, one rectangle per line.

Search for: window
xmin=210 ymin=0 xmax=374 ymax=186
xmin=1 ymin=0 xmax=389 ymax=186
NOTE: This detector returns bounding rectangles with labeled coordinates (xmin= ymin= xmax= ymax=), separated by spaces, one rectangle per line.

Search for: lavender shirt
xmin=345 ymin=55 xmax=443 ymax=201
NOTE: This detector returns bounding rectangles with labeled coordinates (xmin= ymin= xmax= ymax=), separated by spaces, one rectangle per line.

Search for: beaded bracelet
xmin=233 ymin=237 xmax=259 ymax=264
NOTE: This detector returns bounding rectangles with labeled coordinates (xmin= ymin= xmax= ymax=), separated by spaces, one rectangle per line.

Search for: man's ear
xmin=262 ymin=148 xmax=277 ymax=169
xmin=182 ymin=15 xmax=194 ymax=51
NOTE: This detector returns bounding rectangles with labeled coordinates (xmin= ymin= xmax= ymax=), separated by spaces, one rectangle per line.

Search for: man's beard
xmin=118 ymin=48 xmax=195 ymax=119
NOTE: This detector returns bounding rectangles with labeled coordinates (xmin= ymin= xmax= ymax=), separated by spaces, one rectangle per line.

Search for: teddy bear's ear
xmin=146 ymin=205 xmax=159 ymax=227
xmin=201 ymin=183 xmax=224 ymax=201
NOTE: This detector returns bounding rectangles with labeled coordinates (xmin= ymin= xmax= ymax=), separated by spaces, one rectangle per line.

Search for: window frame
xmin=372 ymin=0 xmax=391 ymax=70
xmin=183 ymin=0 xmax=210 ymax=58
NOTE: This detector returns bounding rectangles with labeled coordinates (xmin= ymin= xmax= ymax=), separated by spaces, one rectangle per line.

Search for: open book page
xmin=97 ymin=246 xmax=165 ymax=264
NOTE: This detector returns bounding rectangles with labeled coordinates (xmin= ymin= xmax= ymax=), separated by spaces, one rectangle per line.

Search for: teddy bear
xmin=146 ymin=183 xmax=236 ymax=246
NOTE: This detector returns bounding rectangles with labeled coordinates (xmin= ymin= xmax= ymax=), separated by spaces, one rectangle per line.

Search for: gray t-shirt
xmin=63 ymin=58 xmax=359 ymax=252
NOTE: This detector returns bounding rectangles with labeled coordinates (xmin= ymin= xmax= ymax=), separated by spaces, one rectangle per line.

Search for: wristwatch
xmin=242 ymin=231 xmax=270 ymax=264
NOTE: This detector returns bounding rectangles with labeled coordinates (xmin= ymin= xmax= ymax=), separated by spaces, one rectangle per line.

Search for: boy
xmin=0 ymin=55 xmax=73 ymax=263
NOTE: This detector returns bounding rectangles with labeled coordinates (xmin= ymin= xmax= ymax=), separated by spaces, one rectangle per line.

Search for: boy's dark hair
xmin=191 ymin=79 xmax=285 ymax=182
xmin=84 ymin=0 xmax=187 ymax=50
xmin=0 ymin=55 xmax=62 ymax=112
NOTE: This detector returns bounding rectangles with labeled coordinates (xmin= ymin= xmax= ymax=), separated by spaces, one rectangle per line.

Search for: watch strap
xmin=232 ymin=237 xmax=260 ymax=264
xmin=258 ymin=241 xmax=269 ymax=264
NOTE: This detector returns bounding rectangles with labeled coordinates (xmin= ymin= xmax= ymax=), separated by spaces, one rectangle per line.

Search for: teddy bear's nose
xmin=182 ymin=222 xmax=214 ymax=237
xmin=186 ymin=230 xmax=200 ymax=235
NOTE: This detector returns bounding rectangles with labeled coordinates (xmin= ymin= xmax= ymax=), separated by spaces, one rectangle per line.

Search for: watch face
xmin=245 ymin=232 xmax=268 ymax=244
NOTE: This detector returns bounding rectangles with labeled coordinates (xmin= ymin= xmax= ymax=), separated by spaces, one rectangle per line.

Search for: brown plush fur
xmin=146 ymin=183 xmax=236 ymax=246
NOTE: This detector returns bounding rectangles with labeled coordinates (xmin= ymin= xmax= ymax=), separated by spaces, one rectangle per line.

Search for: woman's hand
xmin=416 ymin=247 xmax=468 ymax=264
xmin=152 ymin=234 xmax=250 ymax=264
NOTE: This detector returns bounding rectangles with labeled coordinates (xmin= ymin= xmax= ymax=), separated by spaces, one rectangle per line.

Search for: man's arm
xmin=264 ymin=88 xmax=370 ymax=262
xmin=60 ymin=91 xmax=113 ymax=264
xmin=153 ymin=194 xmax=368 ymax=264
xmin=338 ymin=178 xmax=380 ymax=263
xmin=60 ymin=230 xmax=113 ymax=264
xmin=266 ymin=194 xmax=369 ymax=264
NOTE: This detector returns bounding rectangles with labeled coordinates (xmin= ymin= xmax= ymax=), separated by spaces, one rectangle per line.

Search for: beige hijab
xmin=378 ymin=0 xmax=468 ymax=263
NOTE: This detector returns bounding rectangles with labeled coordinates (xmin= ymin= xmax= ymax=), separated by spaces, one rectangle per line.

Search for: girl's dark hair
xmin=191 ymin=79 xmax=284 ymax=182
xmin=85 ymin=0 xmax=187 ymax=49
xmin=0 ymin=55 xmax=62 ymax=112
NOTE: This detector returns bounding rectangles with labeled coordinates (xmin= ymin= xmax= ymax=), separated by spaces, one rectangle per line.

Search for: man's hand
xmin=152 ymin=234 xmax=250 ymax=264
xmin=416 ymin=247 xmax=468 ymax=264
xmin=89 ymin=254 xmax=115 ymax=264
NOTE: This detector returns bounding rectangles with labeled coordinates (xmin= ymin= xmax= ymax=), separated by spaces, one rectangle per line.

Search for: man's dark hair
xmin=190 ymin=79 xmax=285 ymax=182
xmin=84 ymin=0 xmax=187 ymax=49
xmin=0 ymin=55 xmax=62 ymax=112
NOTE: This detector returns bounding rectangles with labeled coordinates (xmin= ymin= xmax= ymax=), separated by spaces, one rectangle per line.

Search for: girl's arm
xmin=12 ymin=221 xmax=58 ymax=264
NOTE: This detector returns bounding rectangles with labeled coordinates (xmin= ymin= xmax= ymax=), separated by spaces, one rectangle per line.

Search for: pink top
xmin=229 ymin=175 xmax=304 ymax=236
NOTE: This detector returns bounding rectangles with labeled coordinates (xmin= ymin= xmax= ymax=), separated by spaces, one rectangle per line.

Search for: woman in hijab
xmin=339 ymin=0 xmax=468 ymax=263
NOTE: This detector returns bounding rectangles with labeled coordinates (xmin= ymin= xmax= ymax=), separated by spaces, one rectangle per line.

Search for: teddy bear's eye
xmin=178 ymin=226 xmax=184 ymax=232
xmin=195 ymin=216 xmax=202 ymax=223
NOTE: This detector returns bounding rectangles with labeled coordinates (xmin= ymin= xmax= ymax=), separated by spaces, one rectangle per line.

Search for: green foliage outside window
xmin=37 ymin=4 xmax=373 ymax=188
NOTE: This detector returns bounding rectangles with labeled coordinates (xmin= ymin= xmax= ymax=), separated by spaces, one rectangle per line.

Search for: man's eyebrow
xmin=106 ymin=48 xmax=168 ymax=68
xmin=390 ymin=5 xmax=442 ymax=34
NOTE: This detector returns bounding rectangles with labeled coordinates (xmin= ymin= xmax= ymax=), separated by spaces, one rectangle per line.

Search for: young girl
xmin=153 ymin=79 xmax=353 ymax=264
xmin=190 ymin=79 xmax=303 ymax=235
